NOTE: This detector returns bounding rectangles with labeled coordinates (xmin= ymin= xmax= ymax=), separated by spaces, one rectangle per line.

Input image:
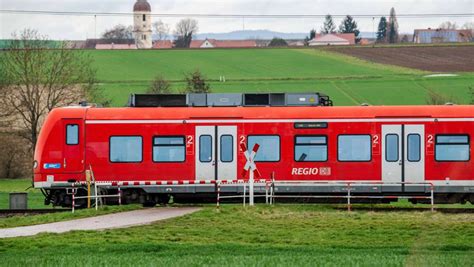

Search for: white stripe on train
xmin=85 ymin=118 xmax=474 ymax=124
xmin=34 ymin=180 xmax=474 ymax=188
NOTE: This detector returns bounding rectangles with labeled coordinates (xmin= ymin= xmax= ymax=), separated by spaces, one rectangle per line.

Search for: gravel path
xmin=0 ymin=207 xmax=200 ymax=239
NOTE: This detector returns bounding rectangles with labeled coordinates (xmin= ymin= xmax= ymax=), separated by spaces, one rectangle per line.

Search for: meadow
xmin=86 ymin=48 xmax=474 ymax=106
xmin=0 ymin=204 xmax=473 ymax=266
xmin=1 ymin=179 xmax=473 ymax=266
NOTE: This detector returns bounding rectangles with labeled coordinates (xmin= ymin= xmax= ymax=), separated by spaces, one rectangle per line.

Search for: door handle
xmin=398 ymin=160 xmax=402 ymax=166
xmin=63 ymin=158 xmax=67 ymax=168
xmin=212 ymin=161 xmax=216 ymax=166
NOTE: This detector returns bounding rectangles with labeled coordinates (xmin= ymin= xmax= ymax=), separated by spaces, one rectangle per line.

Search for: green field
xmin=0 ymin=179 xmax=48 ymax=209
xmin=1 ymin=179 xmax=473 ymax=266
xmin=0 ymin=205 xmax=473 ymax=266
xmin=87 ymin=48 xmax=474 ymax=106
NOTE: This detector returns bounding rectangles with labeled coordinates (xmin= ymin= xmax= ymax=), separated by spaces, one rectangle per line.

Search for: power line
xmin=0 ymin=9 xmax=473 ymax=19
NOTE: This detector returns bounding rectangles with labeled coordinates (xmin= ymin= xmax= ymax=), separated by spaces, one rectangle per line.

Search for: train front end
xmin=33 ymin=107 xmax=87 ymax=206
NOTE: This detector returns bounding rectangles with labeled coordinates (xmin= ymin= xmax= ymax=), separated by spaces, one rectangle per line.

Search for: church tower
xmin=133 ymin=0 xmax=152 ymax=49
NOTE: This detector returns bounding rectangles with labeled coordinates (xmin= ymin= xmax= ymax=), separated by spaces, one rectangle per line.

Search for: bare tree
xmin=102 ymin=24 xmax=134 ymax=43
xmin=174 ymin=18 xmax=198 ymax=48
xmin=0 ymin=29 xmax=96 ymax=149
xmin=153 ymin=20 xmax=170 ymax=41
xmin=462 ymin=22 xmax=473 ymax=41
xmin=439 ymin=21 xmax=458 ymax=30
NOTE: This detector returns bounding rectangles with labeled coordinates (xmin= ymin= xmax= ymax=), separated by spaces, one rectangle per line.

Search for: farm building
xmin=308 ymin=33 xmax=355 ymax=46
xmin=153 ymin=40 xmax=173 ymax=49
xmin=95 ymin=44 xmax=138 ymax=50
xmin=189 ymin=39 xmax=257 ymax=48
xmin=152 ymin=38 xmax=258 ymax=49
xmin=413 ymin=29 xmax=472 ymax=43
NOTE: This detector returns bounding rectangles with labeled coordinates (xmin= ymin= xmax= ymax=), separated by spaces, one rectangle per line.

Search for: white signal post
xmin=241 ymin=143 xmax=261 ymax=206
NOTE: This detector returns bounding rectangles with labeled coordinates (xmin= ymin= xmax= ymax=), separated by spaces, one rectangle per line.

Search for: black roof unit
xmin=128 ymin=93 xmax=333 ymax=107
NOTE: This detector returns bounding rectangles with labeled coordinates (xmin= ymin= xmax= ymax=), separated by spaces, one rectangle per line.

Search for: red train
xmin=33 ymin=93 xmax=474 ymax=207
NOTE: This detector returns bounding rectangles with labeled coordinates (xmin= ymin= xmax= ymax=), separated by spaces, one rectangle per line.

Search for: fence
xmin=269 ymin=181 xmax=435 ymax=212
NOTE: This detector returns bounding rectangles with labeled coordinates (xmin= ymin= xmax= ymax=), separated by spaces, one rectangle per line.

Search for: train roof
xmin=52 ymin=105 xmax=474 ymax=121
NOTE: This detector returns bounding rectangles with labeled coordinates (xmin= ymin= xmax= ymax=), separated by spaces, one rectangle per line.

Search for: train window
xmin=153 ymin=136 xmax=185 ymax=162
xmin=199 ymin=135 xmax=213 ymax=163
xmin=435 ymin=135 xmax=470 ymax=162
xmin=338 ymin=135 xmax=371 ymax=162
xmin=110 ymin=136 xmax=142 ymax=163
xmin=66 ymin=125 xmax=79 ymax=145
xmin=385 ymin=134 xmax=399 ymax=162
xmin=407 ymin=134 xmax=421 ymax=162
xmin=294 ymin=136 xmax=327 ymax=162
xmin=220 ymin=135 xmax=233 ymax=163
xmin=248 ymin=135 xmax=280 ymax=162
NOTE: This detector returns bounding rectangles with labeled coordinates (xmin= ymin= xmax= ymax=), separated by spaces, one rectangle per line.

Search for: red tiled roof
xmin=313 ymin=33 xmax=355 ymax=45
xmin=153 ymin=40 xmax=173 ymax=49
xmin=190 ymin=39 xmax=258 ymax=48
xmin=95 ymin=44 xmax=137 ymax=50
xmin=213 ymin=40 xmax=257 ymax=48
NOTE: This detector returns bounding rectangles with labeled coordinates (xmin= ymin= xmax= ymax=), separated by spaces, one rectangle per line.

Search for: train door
xmin=195 ymin=126 xmax=237 ymax=180
xmin=62 ymin=119 xmax=85 ymax=173
xmin=382 ymin=124 xmax=425 ymax=184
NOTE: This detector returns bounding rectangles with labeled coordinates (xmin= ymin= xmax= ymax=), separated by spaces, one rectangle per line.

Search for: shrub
xmin=148 ymin=75 xmax=171 ymax=94
xmin=184 ymin=70 xmax=211 ymax=93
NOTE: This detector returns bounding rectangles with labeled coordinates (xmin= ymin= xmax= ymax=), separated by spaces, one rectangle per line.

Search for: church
xmin=133 ymin=0 xmax=152 ymax=49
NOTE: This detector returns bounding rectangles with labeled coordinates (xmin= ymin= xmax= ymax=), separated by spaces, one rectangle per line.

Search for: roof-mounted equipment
xmin=128 ymin=93 xmax=333 ymax=107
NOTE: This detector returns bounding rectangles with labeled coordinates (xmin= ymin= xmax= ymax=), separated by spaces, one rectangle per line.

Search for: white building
xmin=133 ymin=0 xmax=152 ymax=49
xmin=308 ymin=34 xmax=355 ymax=46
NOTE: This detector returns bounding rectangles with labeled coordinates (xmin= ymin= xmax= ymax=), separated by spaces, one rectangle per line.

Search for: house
xmin=153 ymin=40 xmax=173 ymax=49
xmin=308 ymin=33 xmax=355 ymax=46
xmin=95 ymin=43 xmax=138 ymax=50
xmin=413 ymin=29 xmax=472 ymax=43
xmin=189 ymin=39 xmax=257 ymax=49
xmin=288 ymin=40 xmax=306 ymax=47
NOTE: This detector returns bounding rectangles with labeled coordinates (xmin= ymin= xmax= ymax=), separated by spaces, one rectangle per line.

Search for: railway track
xmin=0 ymin=209 xmax=70 ymax=218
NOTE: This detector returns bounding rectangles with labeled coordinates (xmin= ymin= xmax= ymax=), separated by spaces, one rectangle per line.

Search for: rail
xmin=269 ymin=181 xmax=435 ymax=212
xmin=216 ymin=179 xmax=272 ymax=208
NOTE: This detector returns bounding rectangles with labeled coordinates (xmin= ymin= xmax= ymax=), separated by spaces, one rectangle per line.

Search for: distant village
xmin=72 ymin=0 xmax=471 ymax=50
xmin=3 ymin=0 xmax=472 ymax=50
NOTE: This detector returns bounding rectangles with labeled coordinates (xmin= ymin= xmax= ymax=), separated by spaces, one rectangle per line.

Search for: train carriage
xmin=33 ymin=93 xmax=474 ymax=207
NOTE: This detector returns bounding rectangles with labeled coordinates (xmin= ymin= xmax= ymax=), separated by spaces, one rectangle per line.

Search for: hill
xmin=86 ymin=47 xmax=474 ymax=107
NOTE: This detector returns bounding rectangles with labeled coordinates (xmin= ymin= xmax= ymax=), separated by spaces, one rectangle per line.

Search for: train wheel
xmin=158 ymin=194 xmax=171 ymax=206
xmin=143 ymin=200 xmax=157 ymax=207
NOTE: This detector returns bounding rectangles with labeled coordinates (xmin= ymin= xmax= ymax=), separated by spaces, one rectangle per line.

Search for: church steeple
xmin=133 ymin=0 xmax=152 ymax=49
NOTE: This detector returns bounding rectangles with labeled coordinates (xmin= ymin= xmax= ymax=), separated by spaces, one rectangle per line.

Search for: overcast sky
xmin=1 ymin=0 xmax=473 ymax=39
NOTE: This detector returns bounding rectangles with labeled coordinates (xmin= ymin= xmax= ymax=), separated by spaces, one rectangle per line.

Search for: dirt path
xmin=0 ymin=207 xmax=200 ymax=239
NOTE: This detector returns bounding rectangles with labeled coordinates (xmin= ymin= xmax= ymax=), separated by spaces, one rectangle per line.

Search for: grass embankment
xmin=0 ymin=205 xmax=473 ymax=266
xmin=86 ymin=48 xmax=474 ymax=106
xmin=0 ymin=179 xmax=46 ymax=209
xmin=0 ymin=179 xmax=142 ymax=228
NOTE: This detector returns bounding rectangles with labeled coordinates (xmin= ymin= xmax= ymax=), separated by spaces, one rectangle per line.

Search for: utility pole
xmin=372 ymin=16 xmax=375 ymax=47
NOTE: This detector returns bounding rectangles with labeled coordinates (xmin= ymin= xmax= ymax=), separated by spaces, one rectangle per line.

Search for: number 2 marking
xmin=187 ymin=136 xmax=193 ymax=145
xmin=239 ymin=135 xmax=246 ymax=145
xmin=427 ymin=135 xmax=434 ymax=144
xmin=373 ymin=135 xmax=379 ymax=145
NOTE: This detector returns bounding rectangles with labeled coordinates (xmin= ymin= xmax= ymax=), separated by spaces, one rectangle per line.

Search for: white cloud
xmin=1 ymin=0 xmax=473 ymax=39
